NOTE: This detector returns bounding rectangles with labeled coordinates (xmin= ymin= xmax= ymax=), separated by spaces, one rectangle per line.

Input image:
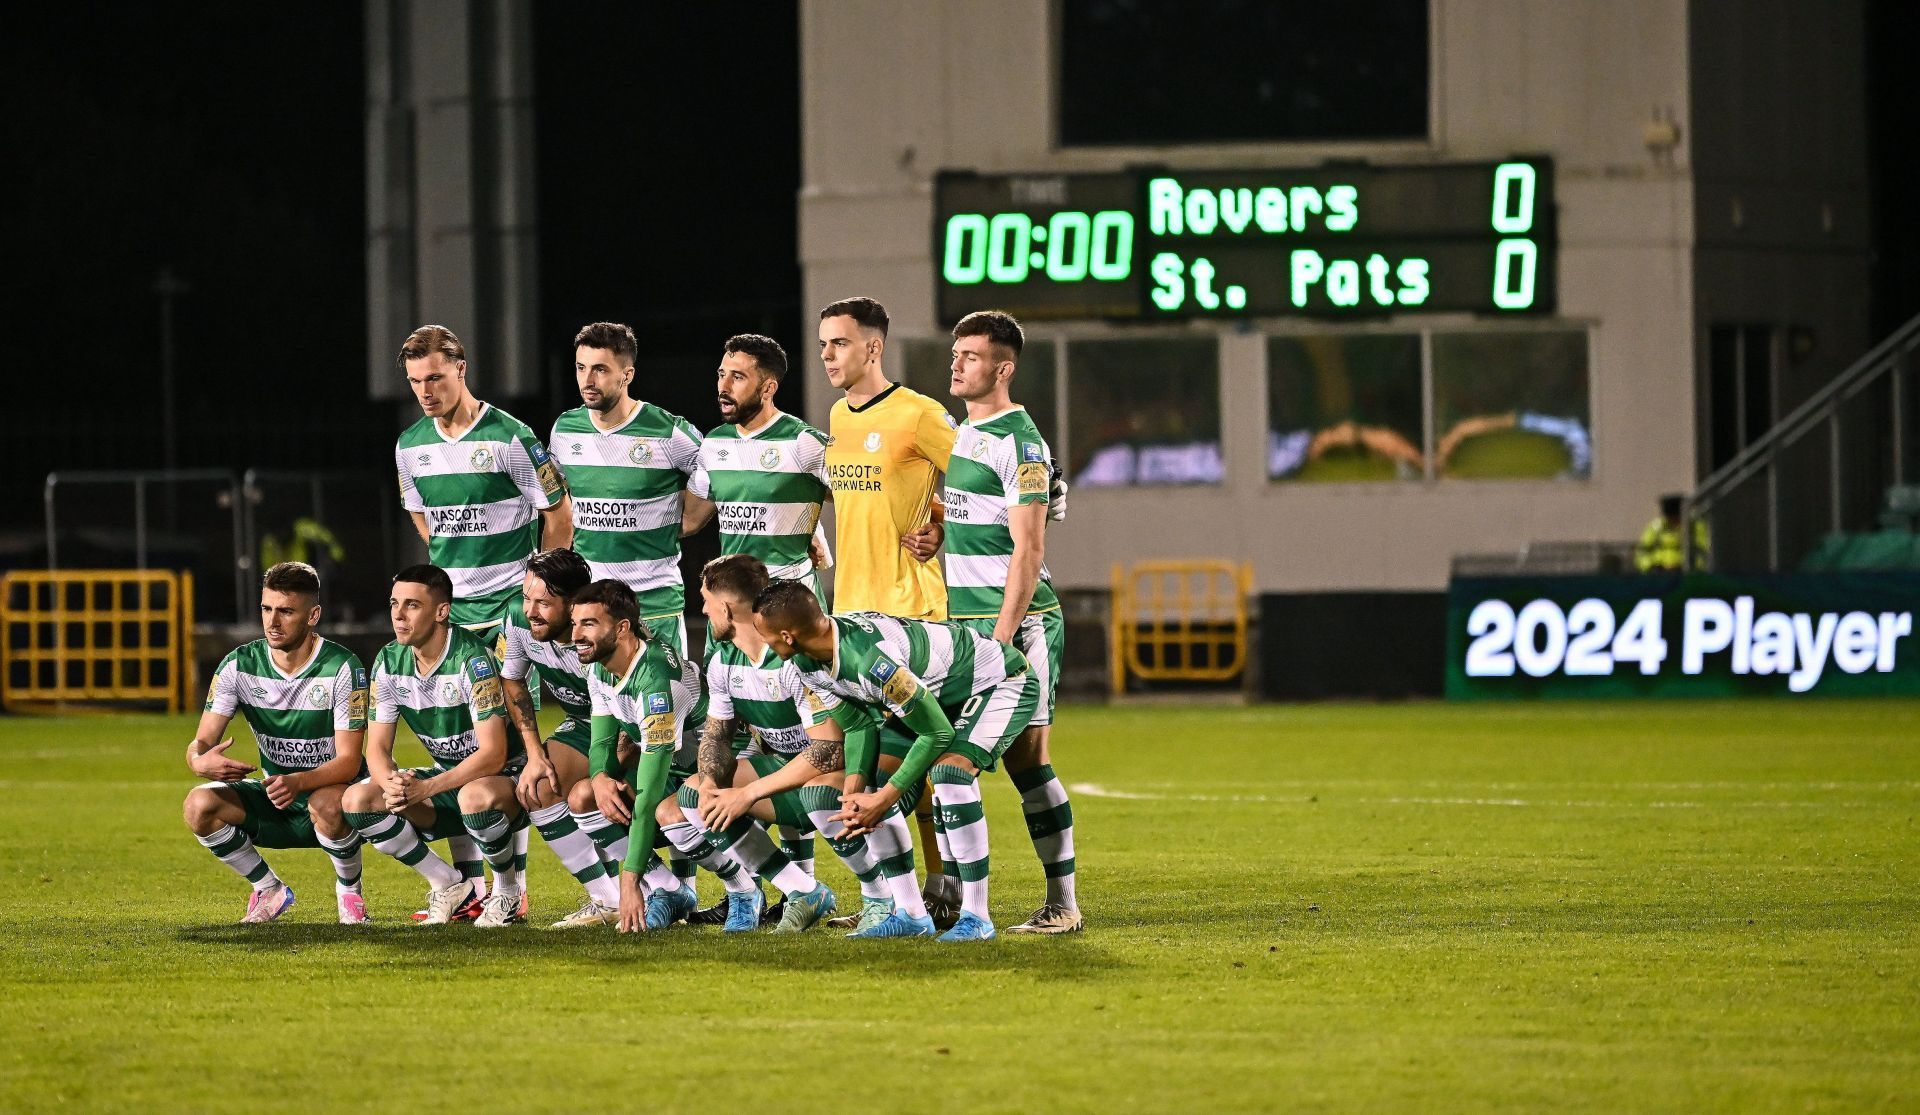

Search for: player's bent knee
xmin=934 ymin=756 xmax=982 ymax=779
xmin=566 ymin=779 xmax=597 ymax=813
xmin=456 ymin=778 xmax=511 ymax=813
xmin=182 ymin=786 xmax=227 ymax=830
xmin=341 ymin=781 xmax=382 ymax=814
xmin=653 ymin=793 xmax=683 ymax=825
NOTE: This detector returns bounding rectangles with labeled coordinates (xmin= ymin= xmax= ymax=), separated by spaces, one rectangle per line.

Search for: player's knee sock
xmin=571 ymin=807 xmax=631 ymax=871
xmin=1012 ymin=763 xmax=1077 ymax=910
xmin=460 ymin=811 xmax=524 ymax=894
xmin=777 ymin=824 xmax=816 ymax=881
xmin=530 ymin=803 xmax=617 ymax=906
xmin=315 ymin=829 xmax=363 ymax=896
xmin=862 ymin=807 xmax=928 ymax=918
xmin=798 ymin=786 xmax=884 ymax=899
xmin=347 ymin=811 xmax=462 ymax=889
xmin=196 ymin=824 xmax=280 ymax=891
xmin=511 ymin=826 xmax=530 ymax=876
xmin=661 ymin=799 xmax=753 ymax=894
xmin=669 ymin=844 xmax=698 ymax=891
xmin=930 ymin=766 xmax=990 ymax=920
xmin=445 ymin=833 xmax=487 ymax=897
xmin=703 ymin=812 xmax=811 ymax=896
xmin=640 ymin=853 xmax=683 ymax=896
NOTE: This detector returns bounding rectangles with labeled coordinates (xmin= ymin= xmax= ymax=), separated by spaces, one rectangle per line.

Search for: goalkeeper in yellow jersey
xmin=816 ymin=295 xmax=959 ymax=924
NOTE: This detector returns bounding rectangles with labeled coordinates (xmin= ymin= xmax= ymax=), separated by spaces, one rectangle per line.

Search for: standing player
xmin=817 ymin=296 xmax=958 ymax=916
xmin=394 ymin=323 xmax=567 ymax=908
xmin=942 ymin=311 xmax=1082 ymax=934
xmin=549 ymin=322 xmax=703 ymax=656
xmin=182 ymin=562 xmax=369 ymax=924
xmin=500 ymin=547 xmax=624 ymax=927
xmin=752 ymin=581 xmax=1038 ymax=941
xmin=341 ymin=564 xmax=530 ymax=926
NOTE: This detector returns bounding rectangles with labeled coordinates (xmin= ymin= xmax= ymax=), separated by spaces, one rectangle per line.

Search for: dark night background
xmin=1 ymin=1 xmax=1917 ymax=553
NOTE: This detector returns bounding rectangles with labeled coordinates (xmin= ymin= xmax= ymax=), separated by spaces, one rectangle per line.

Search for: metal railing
xmin=1688 ymin=312 xmax=1920 ymax=572
xmin=45 ymin=470 xmax=246 ymax=622
xmin=1 ymin=569 xmax=196 ymax=713
xmin=1109 ymin=559 xmax=1254 ymax=696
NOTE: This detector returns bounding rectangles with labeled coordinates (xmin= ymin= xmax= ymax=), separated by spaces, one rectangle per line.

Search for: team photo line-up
xmin=181 ymin=298 xmax=1080 ymax=942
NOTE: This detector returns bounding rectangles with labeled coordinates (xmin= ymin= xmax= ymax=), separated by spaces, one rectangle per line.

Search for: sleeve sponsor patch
xmin=347 ymin=687 xmax=368 ymax=724
xmin=469 ymin=655 xmax=495 ymax=680
xmin=536 ymin=459 xmax=565 ymax=497
xmin=471 ymin=675 xmax=505 ymax=716
xmin=1015 ymin=461 xmax=1049 ymax=496
xmin=804 ymin=687 xmax=829 ymax=713
xmin=1022 ymin=441 xmax=1045 ymax=463
xmin=881 ymin=669 xmax=920 ymax=709
xmin=530 ymin=442 xmax=550 ymax=465
xmin=867 ymin=657 xmax=897 ymax=684
xmin=646 ymin=691 xmax=671 ymax=715
xmin=640 ymin=711 xmax=675 ymax=748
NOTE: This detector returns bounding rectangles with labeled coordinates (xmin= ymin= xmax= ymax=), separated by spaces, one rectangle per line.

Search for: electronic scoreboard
xmin=933 ymin=159 xmax=1554 ymax=323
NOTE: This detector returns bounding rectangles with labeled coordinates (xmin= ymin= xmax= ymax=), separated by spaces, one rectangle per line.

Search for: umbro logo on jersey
xmin=470 ymin=447 xmax=494 ymax=471
xmin=716 ymin=448 xmax=730 ymax=461
xmin=570 ymin=442 xmax=584 ymax=455
xmin=393 ymin=684 xmax=411 ymax=698
xmin=249 ymin=686 xmax=267 ymax=699
xmin=731 ymin=674 xmax=747 ymax=690
xmin=864 ymin=432 xmax=882 ymax=452
xmin=417 ymin=453 xmax=431 ymax=465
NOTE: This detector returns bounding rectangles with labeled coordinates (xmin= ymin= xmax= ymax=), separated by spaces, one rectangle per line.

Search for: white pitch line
xmin=1067 ymin=783 xmax=1871 ymax=810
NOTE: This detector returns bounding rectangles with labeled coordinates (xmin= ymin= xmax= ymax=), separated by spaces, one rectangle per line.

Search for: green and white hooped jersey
xmin=705 ymin=638 xmax=839 ymax=756
xmin=588 ymin=638 xmax=700 ymax=755
xmin=549 ymin=402 xmax=701 ymax=617
xmin=371 ymin=626 xmax=519 ymax=771
xmin=688 ymin=413 xmax=830 ymax=583
xmin=943 ymin=406 xmax=1059 ymax=621
xmin=793 ymin=612 xmax=1027 ymax=717
xmin=205 ymin=638 xmax=367 ymax=777
xmin=499 ymin=597 xmax=591 ymax=723
xmin=396 ymin=404 xmax=566 ymax=625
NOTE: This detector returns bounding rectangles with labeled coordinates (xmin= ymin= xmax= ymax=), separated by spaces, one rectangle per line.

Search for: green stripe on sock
xmin=1010 ymin=763 xmax=1054 ymax=794
xmin=1025 ymin=802 xmax=1074 ymax=839
xmin=1043 ymin=856 xmax=1076 ymax=879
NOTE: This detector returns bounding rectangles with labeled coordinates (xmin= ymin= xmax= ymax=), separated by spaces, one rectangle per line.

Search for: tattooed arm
xmin=801 ymin=733 xmax=845 ymax=774
xmin=696 ymin=714 xmax=738 ymax=789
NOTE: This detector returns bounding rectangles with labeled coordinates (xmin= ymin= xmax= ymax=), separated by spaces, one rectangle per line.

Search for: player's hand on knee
xmin=700 ymin=787 xmax=747 ymax=831
xmin=592 ymin=772 xmax=633 ymax=825
xmin=516 ymin=754 xmax=556 ymax=810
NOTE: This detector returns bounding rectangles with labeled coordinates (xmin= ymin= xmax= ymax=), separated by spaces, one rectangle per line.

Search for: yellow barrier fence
xmin=1110 ymin=560 xmax=1253 ymax=696
xmin=1 ymin=569 xmax=196 ymax=713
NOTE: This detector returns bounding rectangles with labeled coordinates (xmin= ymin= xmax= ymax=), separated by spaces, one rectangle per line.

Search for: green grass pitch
xmin=1 ymin=699 xmax=1915 ymax=1112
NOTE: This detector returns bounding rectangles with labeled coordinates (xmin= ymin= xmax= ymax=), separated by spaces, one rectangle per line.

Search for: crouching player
xmin=183 ymin=561 xmax=370 ymax=924
xmin=649 ymin=554 xmax=907 ymax=934
xmin=500 ymin=548 xmax=626 ymax=927
xmin=752 ymin=581 xmax=1037 ymax=940
xmin=570 ymin=579 xmax=705 ymax=934
xmin=343 ymin=564 xmax=530 ymax=926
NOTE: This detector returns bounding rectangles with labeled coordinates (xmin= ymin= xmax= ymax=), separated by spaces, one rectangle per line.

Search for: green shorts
xmin=395 ymin=765 xmax=531 ymax=842
xmin=641 ymin=613 xmax=689 ymax=659
xmin=225 ymin=779 xmax=319 ymax=849
xmin=875 ymin=671 xmax=1041 ymax=776
xmin=746 ymin=753 xmax=815 ymax=832
xmin=953 ymin=608 xmax=1063 ymax=727
xmin=549 ymin=717 xmax=592 ymax=758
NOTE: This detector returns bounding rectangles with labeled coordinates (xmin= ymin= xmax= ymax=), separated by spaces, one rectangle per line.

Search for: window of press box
xmin=1267 ymin=334 xmax=1424 ymax=482
xmin=1056 ymin=0 xmax=1429 ymax=147
xmin=1068 ymin=336 xmax=1222 ymax=487
xmin=899 ymin=337 xmax=1061 ymax=455
xmin=1431 ymin=331 xmax=1592 ymax=481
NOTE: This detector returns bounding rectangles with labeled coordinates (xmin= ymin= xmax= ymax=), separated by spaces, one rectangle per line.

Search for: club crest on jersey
xmin=307 ymin=683 xmax=331 ymax=708
xmin=646 ymin=692 xmax=670 ymax=714
xmin=1023 ymin=442 xmax=1044 ymax=462
xmin=470 ymin=447 xmax=494 ymax=471
xmin=441 ymin=680 xmax=460 ymax=703
xmin=469 ymin=656 xmax=494 ymax=679
xmin=968 ymin=438 xmax=989 ymax=459
xmin=864 ymin=432 xmax=882 ymax=452
xmin=629 ymin=442 xmax=654 ymax=465
xmin=760 ymin=446 xmax=781 ymax=469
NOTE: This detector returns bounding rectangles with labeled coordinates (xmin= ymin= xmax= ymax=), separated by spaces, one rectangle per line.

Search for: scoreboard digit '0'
xmin=933 ymin=158 xmax=1555 ymax=323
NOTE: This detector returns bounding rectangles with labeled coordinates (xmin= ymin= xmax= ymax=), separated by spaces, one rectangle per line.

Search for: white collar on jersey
xmin=433 ymin=401 xmax=492 ymax=444
xmin=965 ymin=404 xmax=1026 ymax=427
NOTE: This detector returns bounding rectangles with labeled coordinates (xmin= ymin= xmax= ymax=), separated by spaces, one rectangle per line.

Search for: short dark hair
xmin=574 ymin=322 xmax=638 ymax=364
xmin=571 ymin=578 xmax=642 ymax=635
xmin=723 ymin=333 xmax=789 ymax=380
xmin=392 ymin=563 xmax=453 ymax=604
xmin=526 ymin=548 xmax=592 ymax=598
xmin=397 ymin=324 xmax=465 ymax=370
xmin=952 ymin=310 xmax=1024 ymax=357
xmin=262 ymin=561 xmax=320 ymax=598
xmin=819 ymin=296 xmax=889 ymax=338
xmin=752 ymin=578 xmax=823 ymax=630
xmin=701 ymin=553 xmax=769 ymax=603
xmin=1660 ymin=493 xmax=1684 ymax=518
